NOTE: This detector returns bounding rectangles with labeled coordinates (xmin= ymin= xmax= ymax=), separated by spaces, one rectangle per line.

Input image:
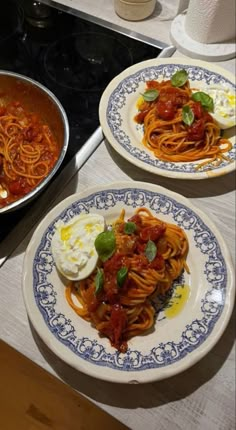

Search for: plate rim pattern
xmin=99 ymin=58 xmax=236 ymax=180
xmin=22 ymin=182 xmax=235 ymax=382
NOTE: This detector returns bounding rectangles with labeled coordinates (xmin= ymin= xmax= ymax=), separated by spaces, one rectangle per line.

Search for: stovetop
xmin=0 ymin=0 xmax=169 ymax=245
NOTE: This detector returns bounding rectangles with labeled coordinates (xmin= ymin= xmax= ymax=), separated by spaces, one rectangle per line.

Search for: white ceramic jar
xmin=114 ymin=0 xmax=156 ymax=21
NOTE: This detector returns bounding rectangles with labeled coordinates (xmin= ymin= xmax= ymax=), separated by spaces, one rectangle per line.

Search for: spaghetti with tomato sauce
xmin=135 ymin=78 xmax=232 ymax=168
xmin=0 ymin=101 xmax=60 ymax=208
xmin=66 ymin=208 xmax=189 ymax=353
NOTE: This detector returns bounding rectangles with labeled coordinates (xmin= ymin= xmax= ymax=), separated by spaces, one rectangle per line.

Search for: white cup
xmin=114 ymin=0 xmax=156 ymax=21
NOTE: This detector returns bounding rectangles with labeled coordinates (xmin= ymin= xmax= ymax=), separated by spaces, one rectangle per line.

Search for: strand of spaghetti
xmin=125 ymin=304 xmax=144 ymax=324
xmin=129 ymin=266 xmax=166 ymax=285
xmin=5 ymin=136 xmax=16 ymax=162
xmin=11 ymin=160 xmax=49 ymax=179
xmin=0 ymin=114 xmax=19 ymax=120
xmin=20 ymin=143 xmax=41 ymax=156
xmin=125 ymin=304 xmax=155 ymax=337
xmin=0 ymin=122 xmax=5 ymax=134
xmin=0 ymin=118 xmax=20 ymax=139
xmin=161 ymin=237 xmax=188 ymax=260
xmin=11 ymin=161 xmax=26 ymax=175
xmin=29 ymin=161 xmax=49 ymax=178
xmin=43 ymin=126 xmax=57 ymax=152
xmin=126 ymin=306 xmax=154 ymax=332
xmin=167 ymin=258 xmax=185 ymax=279
xmin=0 ymin=132 xmax=7 ymax=146
xmin=5 ymin=122 xmax=24 ymax=137
xmin=113 ymin=208 xmax=126 ymax=226
xmin=3 ymin=159 xmax=17 ymax=180
xmin=94 ymin=303 xmax=111 ymax=322
xmin=121 ymin=288 xmax=154 ymax=305
xmin=65 ymin=283 xmax=90 ymax=319
xmin=120 ymin=272 xmax=163 ymax=305
xmin=20 ymin=144 xmax=41 ymax=164
xmin=21 ymin=155 xmax=41 ymax=164
xmin=43 ymin=131 xmax=53 ymax=146
xmin=135 ymin=207 xmax=166 ymax=227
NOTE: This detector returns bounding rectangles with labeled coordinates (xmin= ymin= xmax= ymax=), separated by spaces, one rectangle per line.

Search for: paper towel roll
xmin=185 ymin=0 xmax=235 ymax=43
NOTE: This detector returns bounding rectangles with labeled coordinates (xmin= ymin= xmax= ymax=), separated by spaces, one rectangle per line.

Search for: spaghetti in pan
xmin=65 ymin=207 xmax=189 ymax=353
xmin=134 ymin=70 xmax=232 ymax=169
xmin=0 ymin=101 xmax=60 ymax=208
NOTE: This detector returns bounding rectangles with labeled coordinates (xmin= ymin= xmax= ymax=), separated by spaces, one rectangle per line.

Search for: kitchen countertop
xmin=42 ymin=0 xmax=174 ymax=45
xmin=0 ymin=1 xmax=235 ymax=430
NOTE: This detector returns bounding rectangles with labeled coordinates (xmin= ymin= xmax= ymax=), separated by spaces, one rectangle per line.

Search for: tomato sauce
xmin=134 ymin=80 xmax=214 ymax=135
xmin=84 ymin=217 xmax=167 ymax=352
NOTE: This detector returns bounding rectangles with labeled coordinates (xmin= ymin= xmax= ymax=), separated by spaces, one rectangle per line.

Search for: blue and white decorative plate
xmin=99 ymin=58 xmax=235 ymax=180
xmin=22 ymin=182 xmax=235 ymax=383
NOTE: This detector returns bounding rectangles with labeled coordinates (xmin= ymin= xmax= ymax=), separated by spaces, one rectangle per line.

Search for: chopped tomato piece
xmin=139 ymin=225 xmax=166 ymax=242
xmin=110 ymin=304 xmax=127 ymax=348
xmin=134 ymin=109 xmax=149 ymax=124
xmin=127 ymin=214 xmax=142 ymax=228
xmin=204 ymin=112 xmax=214 ymax=123
xmin=191 ymin=101 xmax=204 ymax=119
xmin=104 ymin=253 xmax=127 ymax=273
xmin=0 ymin=106 xmax=6 ymax=116
xmin=159 ymin=87 xmax=189 ymax=107
xmin=156 ymin=100 xmax=175 ymax=120
xmin=187 ymin=118 xmax=205 ymax=141
xmin=84 ymin=285 xmax=99 ymax=312
xmin=149 ymin=253 xmax=165 ymax=270
xmin=146 ymin=80 xmax=160 ymax=90
xmin=8 ymin=181 xmax=23 ymax=195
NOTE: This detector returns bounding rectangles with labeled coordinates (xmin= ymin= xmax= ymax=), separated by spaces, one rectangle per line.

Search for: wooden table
xmin=0 ymin=340 xmax=128 ymax=430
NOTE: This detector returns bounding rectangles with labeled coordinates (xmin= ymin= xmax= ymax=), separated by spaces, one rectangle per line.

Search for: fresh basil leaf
xmin=95 ymin=230 xmax=116 ymax=262
xmin=171 ymin=69 xmax=188 ymax=87
xmin=145 ymin=240 xmax=157 ymax=262
xmin=192 ymin=91 xmax=214 ymax=112
xmin=142 ymin=89 xmax=159 ymax=102
xmin=95 ymin=268 xmax=104 ymax=294
xmin=124 ymin=222 xmax=136 ymax=235
xmin=117 ymin=266 xmax=128 ymax=288
xmin=182 ymin=105 xmax=194 ymax=126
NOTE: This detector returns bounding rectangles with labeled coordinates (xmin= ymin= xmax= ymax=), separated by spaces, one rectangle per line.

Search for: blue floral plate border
xmin=22 ymin=182 xmax=235 ymax=383
xmin=99 ymin=58 xmax=235 ymax=180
